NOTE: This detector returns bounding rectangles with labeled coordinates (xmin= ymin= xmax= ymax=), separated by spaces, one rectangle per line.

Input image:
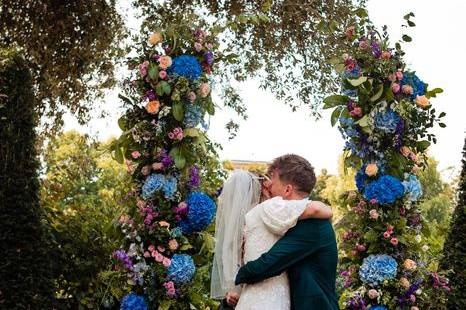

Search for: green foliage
xmin=441 ymin=139 xmax=466 ymax=309
xmin=40 ymin=131 xmax=131 ymax=308
xmin=0 ymin=49 xmax=54 ymax=308
xmin=0 ymin=1 xmax=128 ymax=135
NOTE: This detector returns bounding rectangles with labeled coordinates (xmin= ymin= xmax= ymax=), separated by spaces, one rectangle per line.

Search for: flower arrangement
xmin=325 ymin=14 xmax=449 ymax=309
xmin=107 ymin=23 xmax=222 ymax=309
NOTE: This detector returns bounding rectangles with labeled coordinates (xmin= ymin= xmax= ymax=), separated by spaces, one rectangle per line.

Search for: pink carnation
xmin=383 ymin=231 xmax=391 ymax=238
xmin=391 ymin=237 xmax=399 ymax=246
xmin=131 ymin=151 xmax=141 ymax=159
xmin=168 ymin=127 xmax=184 ymax=141
xmin=159 ymin=70 xmax=167 ymax=79
xmin=350 ymin=107 xmax=362 ymax=118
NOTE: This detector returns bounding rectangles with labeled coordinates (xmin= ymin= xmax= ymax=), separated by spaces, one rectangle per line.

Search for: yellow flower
xmin=145 ymin=100 xmax=161 ymax=114
xmin=365 ymin=163 xmax=378 ymax=177
xmin=148 ymin=32 xmax=163 ymax=45
xmin=415 ymin=95 xmax=430 ymax=109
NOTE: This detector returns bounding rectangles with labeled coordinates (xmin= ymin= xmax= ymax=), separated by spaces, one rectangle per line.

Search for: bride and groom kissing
xmin=210 ymin=154 xmax=339 ymax=310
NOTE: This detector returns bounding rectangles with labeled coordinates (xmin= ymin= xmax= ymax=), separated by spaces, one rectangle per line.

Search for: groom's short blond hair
xmin=268 ymin=154 xmax=316 ymax=194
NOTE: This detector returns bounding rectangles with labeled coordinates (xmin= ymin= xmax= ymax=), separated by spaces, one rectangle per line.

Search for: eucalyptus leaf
xmin=330 ymin=107 xmax=343 ymax=127
xmin=184 ymin=128 xmax=200 ymax=137
xmin=370 ymin=84 xmax=384 ymax=102
xmin=323 ymin=95 xmax=349 ymax=109
xmin=148 ymin=63 xmax=158 ymax=80
xmin=172 ymin=103 xmax=184 ymax=121
xmin=347 ymin=76 xmax=367 ymax=87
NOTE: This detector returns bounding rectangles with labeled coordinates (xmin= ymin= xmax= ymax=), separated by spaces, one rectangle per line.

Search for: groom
xmin=233 ymin=154 xmax=338 ymax=309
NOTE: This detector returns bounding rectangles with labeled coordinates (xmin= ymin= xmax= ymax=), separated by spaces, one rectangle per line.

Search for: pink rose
xmin=141 ymin=165 xmax=151 ymax=176
xmin=402 ymin=85 xmax=414 ymax=95
xmin=157 ymin=246 xmax=165 ymax=253
xmin=383 ymin=231 xmax=391 ymax=238
xmin=139 ymin=60 xmax=149 ymax=77
xmin=144 ymin=251 xmax=151 ymax=258
xmin=410 ymin=295 xmax=416 ymax=303
xmin=359 ymin=40 xmax=368 ymax=49
xmin=148 ymin=245 xmax=155 ymax=252
xmin=168 ymin=127 xmax=183 ymax=141
xmin=158 ymin=56 xmax=172 ymax=70
xmin=187 ymin=91 xmax=197 ymax=103
xmin=369 ymin=209 xmax=379 ymax=220
xmin=154 ymin=252 xmax=164 ymax=263
xmin=159 ymin=70 xmax=167 ymax=79
xmin=388 ymin=73 xmax=397 ymax=82
xmin=395 ymin=70 xmax=404 ymax=80
xmin=194 ymin=42 xmax=203 ymax=52
xmin=392 ymin=83 xmax=401 ymax=93
xmin=136 ymin=200 xmax=146 ymax=209
xmin=368 ymin=289 xmax=379 ymax=299
xmin=131 ymin=151 xmax=141 ymax=159
xmin=198 ymin=83 xmax=211 ymax=98
xmin=162 ymin=257 xmax=172 ymax=267
xmin=387 ymin=225 xmax=394 ymax=232
xmin=356 ymin=244 xmax=366 ymax=252
xmin=167 ymin=288 xmax=176 ymax=297
xmin=350 ymin=107 xmax=362 ymax=118
xmin=168 ymin=239 xmax=179 ymax=251
xmin=391 ymin=237 xmax=399 ymax=246
xmin=152 ymin=162 xmax=164 ymax=170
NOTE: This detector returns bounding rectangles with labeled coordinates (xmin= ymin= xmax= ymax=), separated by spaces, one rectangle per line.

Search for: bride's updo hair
xmin=268 ymin=154 xmax=316 ymax=194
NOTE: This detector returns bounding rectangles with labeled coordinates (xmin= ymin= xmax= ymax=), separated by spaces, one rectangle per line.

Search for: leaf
xmin=404 ymin=12 xmax=415 ymax=20
xmin=174 ymin=154 xmax=186 ymax=169
xmin=439 ymin=112 xmax=446 ymax=118
xmin=160 ymin=81 xmax=171 ymax=95
xmin=114 ymin=146 xmax=124 ymax=164
xmin=172 ymin=103 xmax=184 ymax=121
xmin=330 ymin=107 xmax=343 ymax=127
xmin=439 ymin=123 xmax=446 ymax=128
xmin=355 ymin=115 xmax=369 ymax=127
xmin=402 ymin=35 xmax=412 ymax=42
xmin=353 ymin=8 xmax=368 ymax=18
xmin=155 ymin=82 xmax=164 ymax=96
xmin=364 ymin=230 xmax=378 ymax=243
xmin=118 ymin=94 xmax=133 ymax=106
xmin=148 ymin=63 xmax=158 ymax=80
xmin=407 ymin=20 xmax=416 ymax=27
xmin=323 ymin=95 xmax=349 ymax=109
xmin=183 ymin=128 xmax=200 ymax=137
xmin=117 ymin=117 xmax=126 ymax=131
xmin=347 ymin=76 xmax=367 ymax=87
xmin=370 ymin=84 xmax=384 ymax=102
xmin=417 ymin=140 xmax=431 ymax=152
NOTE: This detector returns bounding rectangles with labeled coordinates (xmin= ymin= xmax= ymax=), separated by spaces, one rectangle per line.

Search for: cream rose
xmin=148 ymin=32 xmax=163 ymax=45
xmin=404 ymin=259 xmax=417 ymax=270
xmin=415 ymin=95 xmax=430 ymax=108
xmin=400 ymin=277 xmax=410 ymax=289
xmin=198 ymin=83 xmax=211 ymax=98
xmin=158 ymin=55 xmax=172 ymax=69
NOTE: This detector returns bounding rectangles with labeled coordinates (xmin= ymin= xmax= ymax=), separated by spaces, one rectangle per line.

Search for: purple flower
xmin=371 ymin=41 xmax=382 ymax=58
xmin=145 ymin=89 xmax=157 ymax=101
xmin=188 ymin=166 xmax=200 ymax=188
xmin=113 ymin=250 xmax=133 ymax=271
xmin=161 ymin=153 xmax=174 ymax=168
xmin=204 ymin=51 xmax=214 ymax=66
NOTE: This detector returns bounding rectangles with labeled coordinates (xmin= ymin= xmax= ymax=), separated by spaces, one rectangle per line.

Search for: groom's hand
xmin=225 ymin=291 xmax=239 ymax=306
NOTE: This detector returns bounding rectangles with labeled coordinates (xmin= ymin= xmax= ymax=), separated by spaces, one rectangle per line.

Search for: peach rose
xmin=159 ymin=221 xmax=170 ymax=229
xmin=400 ymin=277 xmax=410 ymax=289
xmin=400 ymin=146 xmax=412 ymax=157
xmin=158 ymin=55 xmax=172 ymax=69
xmin=148 ymin=32 xmax=163 ymax=45
xmin=415 ymin=95 xmax=430 ymax=108
xmin=368 ymin=289 xmax=379 ymax=299
xmin=365 ymin=163 xmax=378 ymax=177
xmin=381 ymin=51 xmax=391 ymax=59
xmin=198 ymin=83 xmax=211 ymax=98
xmin=146 ymin=100 xmax=161 ymax=114
xmin=168 ymin=239 xmax=179 ymax=251
xmin=152 ymin=162 xmax=164 ymax=170
xmin=402 ymin=85 xmax=414 ymax=95
xmin=136 ymin=199 xmax=146 ymax=208
xmin=404 ymin=259 xmax=417 ymax=270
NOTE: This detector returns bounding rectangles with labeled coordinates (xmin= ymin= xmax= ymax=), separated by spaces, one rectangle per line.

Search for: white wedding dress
xmin=235 ymin=197 xmax=308 ymax=310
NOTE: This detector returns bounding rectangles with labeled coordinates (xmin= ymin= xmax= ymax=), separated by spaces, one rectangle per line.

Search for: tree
xmin=441 ymin=138 xmax=466 ymax=309
xmin=0 ymin=1 xmax=127 ymax=135
xmin=40 ymin=130 xmax=131 ymax=308
xmin=0 ymin=49 xmax=54 ymax=308
xmin=133 ymin=0 xmax=367 ymax=135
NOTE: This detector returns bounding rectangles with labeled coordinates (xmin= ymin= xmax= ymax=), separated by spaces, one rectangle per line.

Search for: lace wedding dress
xmin=235 ymin=197 xmax=308 ymax=310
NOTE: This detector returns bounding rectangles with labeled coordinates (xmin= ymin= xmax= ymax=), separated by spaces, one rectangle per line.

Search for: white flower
xmin=422 ymin=245 xmax=429 ymax=252
xmin=415 ymin=235 xmax=422 ymax=243
xmin=415 ymin=289 xmax=422 ymax=295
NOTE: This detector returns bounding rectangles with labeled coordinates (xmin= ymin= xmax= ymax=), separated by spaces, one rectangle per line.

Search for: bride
xmin=210 ymin=169 xmax=332 ymax=309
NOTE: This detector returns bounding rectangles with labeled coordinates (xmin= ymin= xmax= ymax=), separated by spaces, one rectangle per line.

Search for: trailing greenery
xmin=0 ymin=49 xmax=54 ymax=308
xmin=441 ymin=138 xmax=466 ymax=309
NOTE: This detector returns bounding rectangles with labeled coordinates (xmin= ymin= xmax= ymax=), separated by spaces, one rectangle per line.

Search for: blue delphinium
xmin=374 ymin=109 xmax=401 ymax=134
xmin=355 ymin=164 xmax=369 ymax=193
xmin=370 ymin=306 xmax=388 ymax=310
xmin=184 ymin=104 xmax=203 ymax=127
xmin=169 ymin=55 xmax=202 ymax=81
xmin=141 ymin=174 xmax=165 ymax=200
xmin=120 ymin=293 xmax=148 ymax=310
xmin=364 ymin=175 xmax=405 ymax=205
xmin=178 ymin=192 xmax=216 ymax=234
xmin=167 ymin=254 xmax=196 ymax=284
xmin=359 ymin=254 xmax=397 ymax=287
xmin=401 ymin=71 xmax=425 ymax=100
xmin=163 ymin=175 xmax=178 ymax=199
xmin=402 ymin=173 xmax=423 ymax=202
xmin=170 ymin=227 xmax=183 ymax=238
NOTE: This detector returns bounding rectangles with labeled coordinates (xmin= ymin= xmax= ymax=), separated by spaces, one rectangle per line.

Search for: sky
xmin=64 ymin=0 xmax=466 ymax=180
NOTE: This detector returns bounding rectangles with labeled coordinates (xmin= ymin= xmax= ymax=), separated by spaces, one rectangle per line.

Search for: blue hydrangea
xmin=167 ymin=254 xmax=196 ymax=284
xmin=178 ymin=192 xmax=216 ymax=234
xmin=370 ymin=306 xmax=388 ymax=310
xmin=374 ymin=109 xmax=401 ymax=134
xmin=364 ymin=175 xmax=405 ymax=205
xmin=359 ymin=254 xmax=397 ymax=287
xmin=163 ymin=175 xmax=178 ymax=199
xmin=142 ymin=174 xmax=178 ymax=200
xmin=356 ymin=163 xmax=386 ymax=193
xmin=401 ymin=71 xmax=425 ymax=100
xmin=402 ymin=173 xmax=423 ymax=202
xmin=184 ymin=104 xmax=203 ymax=127
xmin=141 ymin=174 xmax=165 ymax=200
xmin=120 ymin=293 xmax=148 ymax=310
xmin=168 ymin=55 xmax=202 ymax=81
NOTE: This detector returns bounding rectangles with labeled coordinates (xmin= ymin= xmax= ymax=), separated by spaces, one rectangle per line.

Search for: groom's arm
xmin=235 ymin=220 xmax=329 ymax=285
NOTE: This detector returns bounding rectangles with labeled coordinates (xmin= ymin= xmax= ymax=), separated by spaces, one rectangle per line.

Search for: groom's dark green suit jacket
xmin=235 ymin=218 xmax=338 ymax=310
